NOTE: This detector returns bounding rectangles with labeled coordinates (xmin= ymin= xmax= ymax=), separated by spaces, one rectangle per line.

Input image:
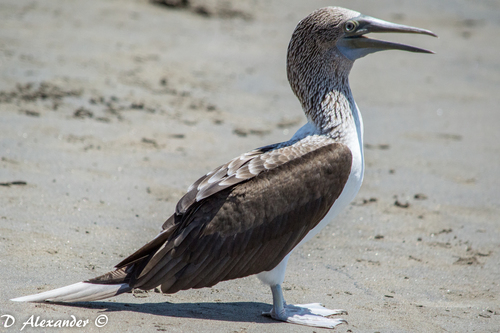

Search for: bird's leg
xmin=262 ymin=284 xmax=348 ymax=329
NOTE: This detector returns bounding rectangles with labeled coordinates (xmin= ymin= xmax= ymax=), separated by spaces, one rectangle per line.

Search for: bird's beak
xmin=337 ymin=15 xmax=437 ymax=61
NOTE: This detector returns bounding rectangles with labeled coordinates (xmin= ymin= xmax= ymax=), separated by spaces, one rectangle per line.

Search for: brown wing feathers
xmin=87 ymin=141 xmax=352 ymax=294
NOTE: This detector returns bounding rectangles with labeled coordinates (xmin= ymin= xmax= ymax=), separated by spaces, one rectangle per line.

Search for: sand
xmin=1 ymin=0 xmax=499 ymax=332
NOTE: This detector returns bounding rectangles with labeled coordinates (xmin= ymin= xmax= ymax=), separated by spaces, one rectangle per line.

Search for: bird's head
xmin=287 ymin=7 xmax=436 ymax=106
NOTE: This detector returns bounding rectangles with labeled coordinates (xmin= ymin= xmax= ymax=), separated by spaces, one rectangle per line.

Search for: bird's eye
xmin=344 ymin=21 xmax=357 ymax=32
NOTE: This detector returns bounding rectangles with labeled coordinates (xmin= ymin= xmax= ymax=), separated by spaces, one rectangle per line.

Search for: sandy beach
xmin=1 ymin=0 xmax=499 ymax=332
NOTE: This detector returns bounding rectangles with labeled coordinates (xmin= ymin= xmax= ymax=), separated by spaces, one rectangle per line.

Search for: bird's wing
xmin=89 ymin=136 xmax=352 ymax=293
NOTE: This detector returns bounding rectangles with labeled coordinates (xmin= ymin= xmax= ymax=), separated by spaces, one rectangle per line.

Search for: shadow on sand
xmin=56 ymin=300 xmax=277 ymax=324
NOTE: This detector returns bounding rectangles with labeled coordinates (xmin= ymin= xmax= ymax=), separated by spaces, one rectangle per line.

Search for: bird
xmin=11 ymin=6 xmax=436 ymax=329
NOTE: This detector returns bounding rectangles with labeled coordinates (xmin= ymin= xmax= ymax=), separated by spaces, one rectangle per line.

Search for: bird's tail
xmin=11 ymin=218 xmax=180 ymax=303
xmin=10 ymin=281 xmax=131 ymax=303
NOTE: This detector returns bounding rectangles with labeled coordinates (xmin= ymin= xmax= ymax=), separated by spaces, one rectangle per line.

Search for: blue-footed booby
xmin=12 ymin=7 xmax=436 ymax=329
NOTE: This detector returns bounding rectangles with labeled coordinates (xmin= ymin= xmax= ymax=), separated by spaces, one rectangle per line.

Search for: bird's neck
xmin=287 ymin=49 xmax=357 ymax=141
xmin=302 ymin=78 xmax=357 ymax=141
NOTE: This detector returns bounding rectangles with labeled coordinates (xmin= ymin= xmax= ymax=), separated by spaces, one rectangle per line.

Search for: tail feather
xmin=11 ymin=282 xmax=131 ymax=303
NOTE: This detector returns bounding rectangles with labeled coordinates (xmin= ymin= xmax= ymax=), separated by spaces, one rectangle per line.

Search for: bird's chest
xmin=298 ymin=113 xmax=364 ymax=246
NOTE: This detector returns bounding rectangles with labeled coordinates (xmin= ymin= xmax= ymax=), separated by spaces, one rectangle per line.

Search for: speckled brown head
xmin=287 ymin=7 xmax=436 ymax=126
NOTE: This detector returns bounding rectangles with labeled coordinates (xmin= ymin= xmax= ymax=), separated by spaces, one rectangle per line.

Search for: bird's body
xmin=12 ymin=7 xmax=435 ymax=329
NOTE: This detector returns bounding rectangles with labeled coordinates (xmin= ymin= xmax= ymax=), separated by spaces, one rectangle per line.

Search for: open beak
xmin=338 ymin=15 xmax=437 ymax=61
